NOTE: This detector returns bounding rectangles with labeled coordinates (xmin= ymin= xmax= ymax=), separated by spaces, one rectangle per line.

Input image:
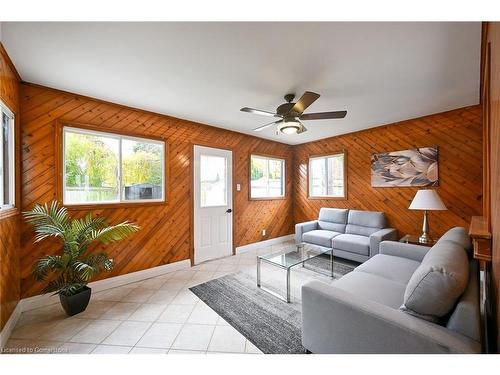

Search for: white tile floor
xmin=4 ymin=241 xmax=341 ymax=354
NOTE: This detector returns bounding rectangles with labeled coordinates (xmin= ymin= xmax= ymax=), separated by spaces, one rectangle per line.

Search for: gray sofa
xmin=295 ymin=208 xmax=398 ymax=262
xmin=301 ymin=227 xmax=481 ymax=353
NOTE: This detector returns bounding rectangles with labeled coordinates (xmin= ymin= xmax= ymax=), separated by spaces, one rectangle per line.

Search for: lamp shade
xmin=409 ymin=189 xmax=447 ymax=211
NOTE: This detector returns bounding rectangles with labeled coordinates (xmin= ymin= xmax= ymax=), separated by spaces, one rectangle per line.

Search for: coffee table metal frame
xmin=256 ymin=242 xmax=334 ymax=303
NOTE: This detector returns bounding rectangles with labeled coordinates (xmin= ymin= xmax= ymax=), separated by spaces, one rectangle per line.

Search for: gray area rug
xmin=189 ymin=257 xmax=356 ymax=354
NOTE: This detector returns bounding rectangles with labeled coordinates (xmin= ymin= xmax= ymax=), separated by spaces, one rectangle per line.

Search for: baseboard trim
xmin=235 ymin=234 xmax=294 ymax=254
xmin=0 ymin=302 xmax=21 ymax=349
xmin=20 ymin=259 xmax=191 ymax=313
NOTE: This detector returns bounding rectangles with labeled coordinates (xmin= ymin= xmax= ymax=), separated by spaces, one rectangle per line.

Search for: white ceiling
xmin=2 ymin=22 xmax=481 ymax=145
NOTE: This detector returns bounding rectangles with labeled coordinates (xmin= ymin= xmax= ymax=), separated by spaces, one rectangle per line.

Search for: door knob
xmin=226 ymin=209 xmax=232 ymax=213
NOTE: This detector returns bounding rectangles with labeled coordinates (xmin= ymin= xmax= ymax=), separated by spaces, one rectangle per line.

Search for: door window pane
xmin=309 ymin=153 xmax=345 ymax=198
xmin=64 ymin=130 xmax=120 ymax=203
xmin=200 ymin=154 xmax=227 ymax=207
xmin=122 ymin=139 xmax=164 ymax=201
xmin=250 ymin=155 xmax=285 ymax=198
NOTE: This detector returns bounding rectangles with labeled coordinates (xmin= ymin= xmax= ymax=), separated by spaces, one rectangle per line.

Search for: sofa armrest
xmin=295 ymin=220 xmax=318 ymax=244
xmin=301 ymin=281 xmax=480 ymax=354
xmin=369 ymin=228 xmax=398 ymax=256
xmin=379 ymin=240 xmax=430 ymax=262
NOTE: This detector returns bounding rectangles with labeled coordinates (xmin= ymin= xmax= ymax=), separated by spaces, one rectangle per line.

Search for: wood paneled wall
xmin=19 ymin=83 xmax=294 ymax=298
xmin=293 ymin=106 xmax=483 ymax=238
xmin=484 ymin=22 xmax=500 ymax=350
xmin=0 ymin=43 xmax=21 ymax=330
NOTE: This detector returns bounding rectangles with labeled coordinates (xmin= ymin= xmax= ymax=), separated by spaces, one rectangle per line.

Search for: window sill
xmin=249 ymin=196 xmax=287 ymax=201
xmin=307 ymin=196 xmax=347 ymax=200
xmin=63 ymin=201 xmax=167 ymax=210
xmin=0 ymin=207 xmax=20 ymax=220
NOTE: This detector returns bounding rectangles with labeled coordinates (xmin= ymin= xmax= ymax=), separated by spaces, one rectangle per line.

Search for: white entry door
xmin=194 ymin=145 xmax=233 ymax=264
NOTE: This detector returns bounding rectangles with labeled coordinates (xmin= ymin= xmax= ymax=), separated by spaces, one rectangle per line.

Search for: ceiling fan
xmin=240 ymin=91 xmax=347 ymax=135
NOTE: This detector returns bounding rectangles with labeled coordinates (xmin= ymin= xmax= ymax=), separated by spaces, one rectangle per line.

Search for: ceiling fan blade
xmin=299 ymin=110 xmax=347 ymax=120
xmin=253 ymin=120 xmax=282 ymax=132
xmin=241 ymin=107 xmax=281 ymax=118
xmin=290 ymin=91 xmax=320 ymax=114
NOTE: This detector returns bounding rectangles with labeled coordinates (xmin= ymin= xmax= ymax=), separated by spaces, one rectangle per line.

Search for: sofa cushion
xmin=402 ymin=240 xmax=469 ymax=320
xmin=354 ymin=254 xmax=421 ymax=284
xmin=303 ymin=230 xmax=341 ymax=248
xmin=332 ymin=234 xmax=370 ymax=256
xmin=345 ymin=210 xmax=386 ymax=236
xmin=436 ymin=227 xmax=472 ymax=254
xmin=446 ymin=260 xmax=481 ymax=342
xmin=333 ymin=272 xmax=406 ymax=309
xmin=318 ymin=208 xmax=348 ymax=233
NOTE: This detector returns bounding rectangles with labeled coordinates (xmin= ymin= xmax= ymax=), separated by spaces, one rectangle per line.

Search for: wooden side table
xmin=399 ymin=234 xmax=437 ymax=247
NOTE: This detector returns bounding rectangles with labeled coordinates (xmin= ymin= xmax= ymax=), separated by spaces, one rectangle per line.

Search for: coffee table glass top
xmin=258 ymin=243 xmax=331 ymax=269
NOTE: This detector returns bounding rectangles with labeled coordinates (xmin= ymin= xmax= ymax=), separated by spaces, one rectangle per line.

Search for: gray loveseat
xmin=301 ymin=227 xmax=481 ymax=353
xmin=295 ymin=208 xmax=397 ymax=262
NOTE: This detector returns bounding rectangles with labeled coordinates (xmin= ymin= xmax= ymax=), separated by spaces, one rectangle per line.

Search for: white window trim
xmin=0 ymin=100 xmax=15 ymax=211
xmin=63 ymin=126 xmax=165 ymax=205
xmin=250 ymin=154 xmax=285 ymax=199
xmin=308 ymin=153 xmax=345 ymax=198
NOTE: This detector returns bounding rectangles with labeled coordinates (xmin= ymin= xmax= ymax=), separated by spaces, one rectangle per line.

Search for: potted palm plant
xmin=24 ymin=201 xmax=139 ymax=316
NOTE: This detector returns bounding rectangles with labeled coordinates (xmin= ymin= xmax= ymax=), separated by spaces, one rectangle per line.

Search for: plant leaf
xmin=86 ymin=222 xmax=140 ymax=245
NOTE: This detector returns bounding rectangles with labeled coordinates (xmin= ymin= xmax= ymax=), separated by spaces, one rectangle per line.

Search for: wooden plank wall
xmin=484 ymin=22 xmax=500 ymax=349
xmin=19 ymin=83 xmax=294 ymax=298
xmin=293 ymin=106 xmax=483 ymax=238
xmin=0 ymin=43 xmax=21 ymax=330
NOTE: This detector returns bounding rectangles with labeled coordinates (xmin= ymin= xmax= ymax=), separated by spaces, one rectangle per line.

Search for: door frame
xmin=190 ymin=142 xmax=235 ymax=265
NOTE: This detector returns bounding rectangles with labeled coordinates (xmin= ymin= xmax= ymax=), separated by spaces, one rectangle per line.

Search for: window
xmin=63 ymin=126 xmax=165 ymax=205
xmin=0 ymin=101 xmax=15 ymax=211
xmin=309 ymin=153 xmax=346 ymax=198
xmin=200 ymin=154 xmax=227 ymax=207
xmin=250 ymin=154 xmax=285 ymax=199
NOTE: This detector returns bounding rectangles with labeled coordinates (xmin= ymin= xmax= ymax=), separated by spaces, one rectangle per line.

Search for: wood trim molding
xmin=483 ymin=42 xmax=492 ymax=227
xmin=0 ymin=43 xmax=21 ymax=82
xmin=0 ymin=207 xmax=20 ymax=220
xmin=53 ymin=120 xmax=169 ymax=209
xmin=469 ymin=216 xmax=492 ymax=262
xmin=480 ymin=22 xmax=489 ymax=104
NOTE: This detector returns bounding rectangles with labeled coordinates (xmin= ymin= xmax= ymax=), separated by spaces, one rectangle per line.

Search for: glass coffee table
xmin=257 ymin=242 xmax=333 ymax=303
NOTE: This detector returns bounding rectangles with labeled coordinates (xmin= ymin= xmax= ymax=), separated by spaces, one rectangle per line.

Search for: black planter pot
xmin=59 ymin=286 xmax=91 ymax=316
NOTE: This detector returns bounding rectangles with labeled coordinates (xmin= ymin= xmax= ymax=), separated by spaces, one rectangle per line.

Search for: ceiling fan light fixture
xmin=278 ymin=118 xmax=302 ymax=134
xmin=243 ymin=91 xmax=347 ymax=135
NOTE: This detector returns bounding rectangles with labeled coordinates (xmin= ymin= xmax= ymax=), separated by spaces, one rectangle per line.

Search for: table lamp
xmin=409 ymin=189 xmax=447 ymax=244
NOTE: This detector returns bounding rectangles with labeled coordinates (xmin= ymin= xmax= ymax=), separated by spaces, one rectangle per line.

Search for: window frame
xmin=0 ymin=100 xmax=16 ymax=215
xmin=249 ymin=153 xmax=286 ymax=201
xmin=57 ymin=122 xmax=168 ymax=208
xmin=307 ymin=151 xmax=347 ymax=200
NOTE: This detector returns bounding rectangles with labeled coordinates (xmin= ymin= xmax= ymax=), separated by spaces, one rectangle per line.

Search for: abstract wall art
xmin=371 ymin=146 xmax=438 ymax=187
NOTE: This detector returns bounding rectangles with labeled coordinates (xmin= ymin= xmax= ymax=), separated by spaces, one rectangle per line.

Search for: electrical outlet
xmin=236 ymin=183 xmax=241 ymax=191
xmin=262 ymin=229 xmax=266 ymax=237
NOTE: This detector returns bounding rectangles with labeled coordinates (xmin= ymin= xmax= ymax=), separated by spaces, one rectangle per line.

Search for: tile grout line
xmin=130 ymin=275 xmax=199 ymax=352
xmin=7 ymin=251 xmax=268 ymax=353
